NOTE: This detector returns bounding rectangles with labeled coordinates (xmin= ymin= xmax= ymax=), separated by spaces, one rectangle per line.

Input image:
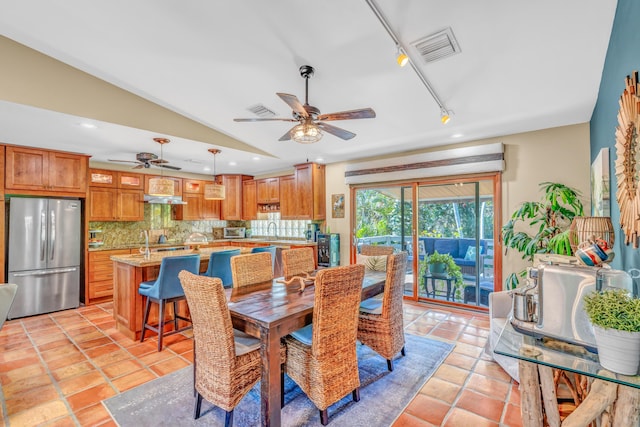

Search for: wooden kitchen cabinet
xmin=87 ymin=249 xmax=130 ymax=304
xmin=242 ymin=180 xmax=257 ymax=220
xmin=89 ymin=169 xmax=144 ymax=189
xmin=116 ymin=189 xmax=144 ymax=221
xmin=279 ymin=175 xmax=297 ymax=219
xmin=88 ymin=187 xmax=144 ymax=221
xmin=256 ymin=177 xmax=280 ymax=204
xmin=5 ymin=145 xmax=88 ymax=195
xmin=173 ymin=179 xmax=220 ymax=220
xmin=295 ymin=162 xmax=325 ymax=220
xmin=219 ymin=174 xmax=252 ymax=220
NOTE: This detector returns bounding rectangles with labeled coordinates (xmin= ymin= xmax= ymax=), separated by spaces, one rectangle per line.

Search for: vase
xmin=429 ymin=262 xmax=448 ymax=278
xmin=593 ymin=325 xmax=640 ymax=375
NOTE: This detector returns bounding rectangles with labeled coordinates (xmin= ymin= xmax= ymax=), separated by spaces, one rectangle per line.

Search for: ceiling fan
xmin=108 ymin=138 xmax=182 ymax=170
xmin=234 ymin=65 xmax=375 ymax=143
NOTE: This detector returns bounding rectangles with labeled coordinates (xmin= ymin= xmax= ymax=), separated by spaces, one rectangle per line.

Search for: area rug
xmin=104 ymin=334 xmax=453 ymax=427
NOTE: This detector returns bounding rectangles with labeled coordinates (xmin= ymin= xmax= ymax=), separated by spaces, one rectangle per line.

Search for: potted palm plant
xmin=502 ymin=182 xmax=584 ymax=289
xmin=583 ymin=289 xmax=640 ymax=375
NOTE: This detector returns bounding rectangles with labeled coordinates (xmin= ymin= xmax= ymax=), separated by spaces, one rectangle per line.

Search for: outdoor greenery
xmin=501 ymin=182 xmax=584 ymax=289
xmin=584 ymin=289 xmax=640 ymax=333
xmin=425 ymin=251 xmax=463 ymax=285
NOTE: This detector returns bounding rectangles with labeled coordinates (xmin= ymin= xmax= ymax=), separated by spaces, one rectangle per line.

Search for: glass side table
xmin=495 ymin=322 xmax=639 ymax=426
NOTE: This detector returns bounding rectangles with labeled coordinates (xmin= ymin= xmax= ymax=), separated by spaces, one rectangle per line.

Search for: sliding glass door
xmin=352 ymin=175 xmax=499 ymax=308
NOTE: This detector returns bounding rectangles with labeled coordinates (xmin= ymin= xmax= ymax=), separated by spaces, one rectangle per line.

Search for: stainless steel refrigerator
xmin=7 ymin=197 xmax=81 ymax=319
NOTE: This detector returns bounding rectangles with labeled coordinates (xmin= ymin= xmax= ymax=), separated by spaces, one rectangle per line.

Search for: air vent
xmin=412 ymin=27 xmax=461 ymax=64
xmin=247 ymin=104 xmax=277 ymax=118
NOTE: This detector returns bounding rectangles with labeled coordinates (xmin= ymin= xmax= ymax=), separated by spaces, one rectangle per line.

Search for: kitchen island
xmin=110 ymin=247 xmax=251 ymax=340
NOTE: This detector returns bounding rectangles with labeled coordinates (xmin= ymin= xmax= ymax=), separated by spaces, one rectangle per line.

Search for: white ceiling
xmin=0 ymin=1 xmax=617 ymax=177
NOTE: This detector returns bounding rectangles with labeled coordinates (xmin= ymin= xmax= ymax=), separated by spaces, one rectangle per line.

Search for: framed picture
xmin=591 ymin=148 xmax=610 ymax=216
xmin=331 ymin=194 xmax=345 ymax=218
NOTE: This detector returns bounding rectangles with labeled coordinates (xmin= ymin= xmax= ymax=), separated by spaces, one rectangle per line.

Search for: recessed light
xmin=315 ymin=157 xmax=324 ymax=162
xmin=229 ymin=161 xmax=237 ymax=166
xmin=252 ymin=156 xmax=260 ymax=161
xmin=451 ymin=133 xmax=463 ymax=138
xmin=203 ymin=166 xmax=211 ymax=172
xmin=80 ymin=122 xmax=97 ymax=129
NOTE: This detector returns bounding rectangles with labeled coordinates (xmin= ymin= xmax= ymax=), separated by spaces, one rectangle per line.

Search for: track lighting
xmin=396 ymin=46 xmax=408 ymax=67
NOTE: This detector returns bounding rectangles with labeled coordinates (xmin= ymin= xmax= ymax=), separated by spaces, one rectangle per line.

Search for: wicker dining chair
xmin=357 ymin=251 xmax=408 ymax=371
xmin=360 ymin=244 xmax=394 ymax=256
xmin=282 ymin=247 xmax=315 ymax=279
xmin=179 ymin=271 xmax=286 ymax=426
xmin=285 ymin=263 xmax=365 ymax=425
xmin=230 ymin=252 xmax=273 ymax=287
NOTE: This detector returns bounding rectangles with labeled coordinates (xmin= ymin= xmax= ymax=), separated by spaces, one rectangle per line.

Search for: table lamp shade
xmin=569 ymin=216 xmax=615 ymax=252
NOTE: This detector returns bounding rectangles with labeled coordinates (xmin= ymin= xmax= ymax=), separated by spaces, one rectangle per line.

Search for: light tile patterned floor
xmin=0 ymin=302 xmax=522 ymax=426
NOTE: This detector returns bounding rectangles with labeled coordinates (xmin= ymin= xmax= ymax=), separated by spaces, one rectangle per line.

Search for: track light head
xmin=396 ymin=46 xmax=408 ymax=67
xmin=440 ymin=108 xmax=452 ymax=124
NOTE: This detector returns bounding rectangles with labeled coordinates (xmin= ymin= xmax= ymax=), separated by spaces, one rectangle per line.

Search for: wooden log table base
xmin=519 ymin=360 xmax=640 ymax=427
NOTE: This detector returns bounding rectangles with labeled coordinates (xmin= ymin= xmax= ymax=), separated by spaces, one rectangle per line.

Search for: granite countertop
xmin=90 ymin=238 xmax=317 ymax=252
xmin=110 ymin=246 xmax=253 ymax=267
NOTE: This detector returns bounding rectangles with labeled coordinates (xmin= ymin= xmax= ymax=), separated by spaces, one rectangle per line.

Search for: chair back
xmin=178 ymin=271 xmax=237 ymax=370
xmin=152 ymin=254 xmax=201 ymax=299
xmin=0 ymin=283 xmax=18 ymax=329
xmin=360 ymin=245 xmax=394 ymax=256
xmin=311 ymin=264 xmax=365 ymax=358
xmin=381 ymin=252 xmax=408 ymax=320
xmin=282 ymin=247 xmax=315 ymax=279
xmin=204 ymin=249 xmax=241 ymax=287
xmin=231 ymin=252 xmax=273 ymax=287
xmin=251 ymin=246 xmax=277 ymax=273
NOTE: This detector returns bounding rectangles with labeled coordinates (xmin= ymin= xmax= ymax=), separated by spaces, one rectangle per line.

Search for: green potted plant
xmin=583 ymin=289 xmax=640 ymax=375
xmin=423 ymin=251 xmax=464 ymax=286
xmin=502 ymin=182 xmax=584 ymax=289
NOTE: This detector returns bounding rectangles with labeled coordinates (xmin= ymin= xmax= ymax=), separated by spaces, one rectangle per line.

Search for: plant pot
xmin=429 ymin=262 xmax=448 ymax=278
xmin=593 ymin=325 xmax=640 ymax=375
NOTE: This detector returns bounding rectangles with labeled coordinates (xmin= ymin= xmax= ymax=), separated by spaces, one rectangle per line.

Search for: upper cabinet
xmin=242 ymin=180 xmax=257 ymax=220
xmin=88 ymin=169 xmax=144 ymax=221
xmin=279 ymin=175 xmax=296 ymax=219
xmin=294 ymin=162 xmax=325 ymax=220
xmin=256 ymin=177 xmax=280 ymax=204
xmin=5 ymin=145 xmax=88 ymax=195
xmin=219 ymin=174 xmax=253 ymax=220
xmin=172 ymin=179 xmax=220 ymax=220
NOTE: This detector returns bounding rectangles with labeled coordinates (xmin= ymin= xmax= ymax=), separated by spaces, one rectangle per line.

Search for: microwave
xmin=223 ymin=227 xmax=246 ymax=239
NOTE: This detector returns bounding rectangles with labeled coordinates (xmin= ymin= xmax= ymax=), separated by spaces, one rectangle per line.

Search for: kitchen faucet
xmin=141 ymin=230 xmax=151 ymax=259
xmin=266 ymin=221 xmax=279 ymax=241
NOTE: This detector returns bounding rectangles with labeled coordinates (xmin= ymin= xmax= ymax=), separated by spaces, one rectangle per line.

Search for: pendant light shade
xmin=204 ymin=148 xmax=225 ymax=200
xmin=148 ymin=138 xmax=174 ymax=197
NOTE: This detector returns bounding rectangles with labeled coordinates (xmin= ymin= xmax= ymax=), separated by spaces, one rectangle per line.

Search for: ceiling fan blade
xmin=108 ymin=159 xmax=141 ymax=164
xmin=156 ymin=163 xmax=182 ymax=171
xmin=149 ymin=159 xmax=168 ymax=164
xmin=234 ymin=117 xmax=297 ymax=122
xmin=278 ymin=126 xmax=295 ymax=141
xmin=316 ymin=122 xmax=356 ymax=140
xmin=317 ymin=108 xmax=376 ymax=121
xmin=277 ymin=93 xmax=308 ymax=118
xmin=132 ymin=164 xmax=144 ymax=169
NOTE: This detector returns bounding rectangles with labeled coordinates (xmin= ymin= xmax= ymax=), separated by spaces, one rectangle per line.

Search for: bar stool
xmin=251 ymin=246 xmax=277 ymax=274
xmin=202 ymin=249 xmax=241 ymax=287
xmin=139 ymin=254 xmax=200 ymax=351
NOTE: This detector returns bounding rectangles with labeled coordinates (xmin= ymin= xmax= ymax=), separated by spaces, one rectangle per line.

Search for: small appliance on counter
xmin=305 ymin=223 xmax=320 ymax=242
xmin=317 ymin=233 xmax=340 ymax=267
xmin=88 ymin=229 xmax=104 ymax=248
xmin=224 ymin=227 xmax=246 ymax=239
xmin=510 ymin=262 xmax=633 ymax=353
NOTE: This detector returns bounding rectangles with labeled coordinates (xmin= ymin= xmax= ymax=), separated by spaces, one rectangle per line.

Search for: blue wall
xmin=590 ymin=0 xmax=640 ymax=285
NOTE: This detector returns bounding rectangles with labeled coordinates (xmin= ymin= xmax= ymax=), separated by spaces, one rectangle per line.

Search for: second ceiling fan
xmin=234 ymin=65 xmax=375 ymax=143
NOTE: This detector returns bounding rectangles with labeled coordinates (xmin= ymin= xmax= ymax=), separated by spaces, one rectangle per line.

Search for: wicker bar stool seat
xmin=357 ymin=252 xmax=408 ymax=371
xmin=360 ymin=244 xmax=394 ymax=256
xmin=285 ymin=264 xmax=365 ymax=425
xmin=282 ymin=247 xmax=315 ymax=279
xmin=179 ymin=271 xmax=286 ymax=427
xmin=230 ymin=252 xmax=273 ymax=288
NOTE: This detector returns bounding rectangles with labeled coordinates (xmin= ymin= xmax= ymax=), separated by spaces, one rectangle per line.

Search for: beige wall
xmin=325 ymin=122 xmax=591 ymax=283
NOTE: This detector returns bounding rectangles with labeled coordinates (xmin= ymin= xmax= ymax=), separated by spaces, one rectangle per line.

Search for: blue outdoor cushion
xmin=434 ymin=239 xmax=459 ymax=258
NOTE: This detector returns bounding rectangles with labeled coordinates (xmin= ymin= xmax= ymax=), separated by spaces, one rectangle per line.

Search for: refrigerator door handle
xmin=50 ymin=209 xmax=56 ymax=260
xmin=11 ymin=267 xmax=78 ymax=277
xmin=40 ymin=210 xmax=46 ymax=261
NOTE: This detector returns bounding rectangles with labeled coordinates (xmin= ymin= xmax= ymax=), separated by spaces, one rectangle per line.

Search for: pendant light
xmin=204 ymin=148 xmax=225 ymax=200
xmin=147 ymin=138 xmax=174 ymax=197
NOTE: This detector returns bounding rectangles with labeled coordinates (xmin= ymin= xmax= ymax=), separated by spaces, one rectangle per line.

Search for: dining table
xmin=225 ymin=269 xmax=387 ymax=427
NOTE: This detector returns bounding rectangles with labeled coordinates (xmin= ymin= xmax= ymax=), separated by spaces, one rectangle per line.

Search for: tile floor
xmin=0 ymin=301 xmax=522 ymax=427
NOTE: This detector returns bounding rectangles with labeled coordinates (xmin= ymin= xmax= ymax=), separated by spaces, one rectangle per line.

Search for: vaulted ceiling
xmin=0 ymin=1 xmax=617 ymax=176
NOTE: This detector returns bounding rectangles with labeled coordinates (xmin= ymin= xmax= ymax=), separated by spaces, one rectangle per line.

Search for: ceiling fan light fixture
xmin=291 ymin=122 xmax=323 ymax=144
xmin=204 ymin=148 xmax=226 ymax=200
xmin=396 ymin=46 xmax=408 ymax=67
